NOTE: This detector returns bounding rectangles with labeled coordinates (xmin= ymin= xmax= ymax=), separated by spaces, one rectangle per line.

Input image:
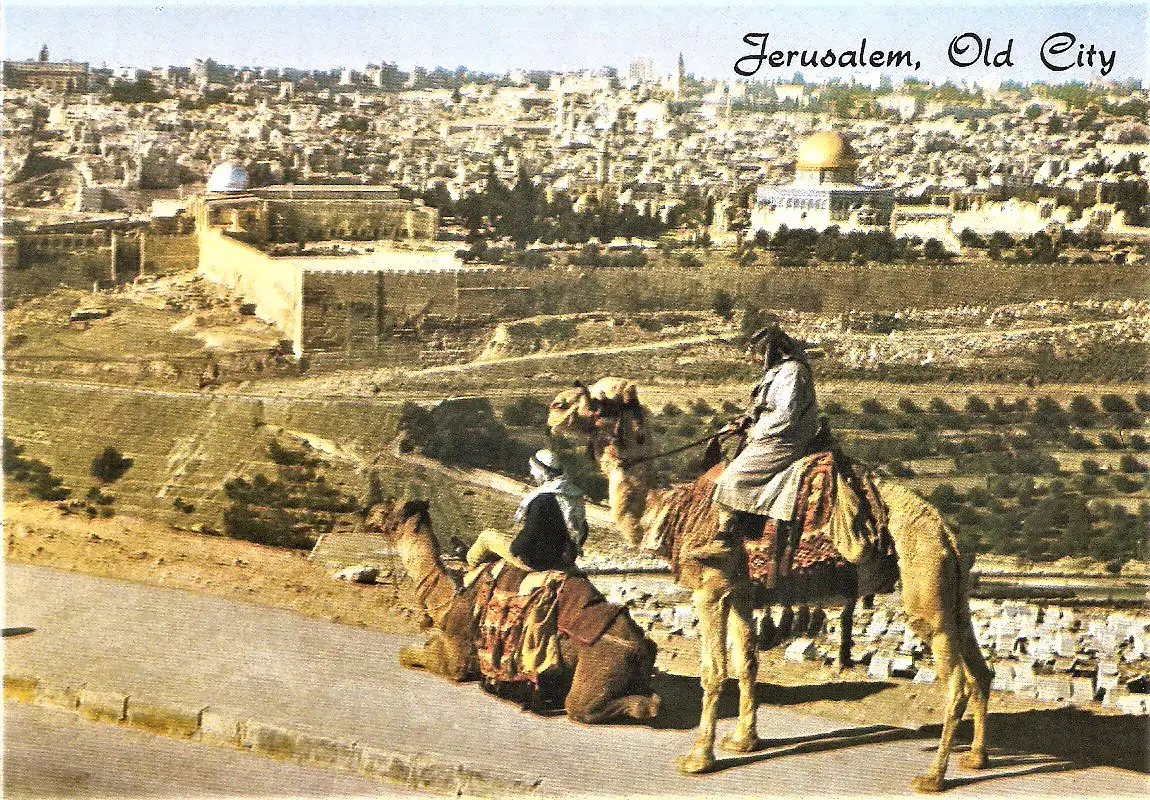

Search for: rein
xmin=620 ymin=429 xmax=739 ymax=467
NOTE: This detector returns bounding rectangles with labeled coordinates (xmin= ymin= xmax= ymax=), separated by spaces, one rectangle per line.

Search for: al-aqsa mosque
xmin=750 ymin=131 xmax=894 ymax=235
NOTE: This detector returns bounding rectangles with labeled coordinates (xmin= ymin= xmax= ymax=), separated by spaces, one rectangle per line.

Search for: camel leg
xmin=958 ymin=626 xmax=992 ymax=770
xmin=720 ymin=583 xmax=760 ymax=754
xmin=565 ymin=689 xmax=661 ymax=724
xmin=912 ymin=631 xmax=967 ymax=793
xmin=776 ymin=606 xmax=795 ymax=639
xmin=794 ymin=606 xmax=811 ymax=636
xmin=838 ymin=596 xmax=856 ymax=669
xmin=398 ymin=635 xmax=472 ymax=682
xmin=677 ymin=585 xmax=728 ymax=775
xmin=756 ymin=608 xmax=778 ymax=650
xmin=565 ymin=637 xmax=660 ymax=724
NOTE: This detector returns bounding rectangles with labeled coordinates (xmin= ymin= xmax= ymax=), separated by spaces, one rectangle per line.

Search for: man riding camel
xmin=702 ymin=323 xmax=822 ymax=560
xmin=467 ymin=449 xmax=589 ymax=572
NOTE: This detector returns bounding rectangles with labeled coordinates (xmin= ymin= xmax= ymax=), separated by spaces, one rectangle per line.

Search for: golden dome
xmin=795 ymin=131 xmax=858 ymax=170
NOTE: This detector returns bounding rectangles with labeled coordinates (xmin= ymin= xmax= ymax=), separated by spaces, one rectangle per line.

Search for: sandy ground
xmin=4 ymin=500 xmax=418 ymax=634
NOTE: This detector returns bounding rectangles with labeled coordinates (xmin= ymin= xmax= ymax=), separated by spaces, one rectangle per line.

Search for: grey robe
xmin=713 ymin=357 xmax=820 ymax=514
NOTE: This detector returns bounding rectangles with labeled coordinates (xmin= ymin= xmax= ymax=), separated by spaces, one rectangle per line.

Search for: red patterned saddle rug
xmin=470 ymin=564 xmax=625 ymax=687
xmin=743 ymin=452 xmax=898 ymax=603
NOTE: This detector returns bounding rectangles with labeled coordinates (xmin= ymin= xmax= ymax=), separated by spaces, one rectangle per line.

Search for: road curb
xmin=5 ymin=671 xmax=542 ymax=797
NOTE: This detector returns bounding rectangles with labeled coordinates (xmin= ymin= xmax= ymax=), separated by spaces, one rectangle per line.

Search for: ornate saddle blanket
xmin=742 ymin=451 xmax=898 ymax=601
xmin=470 ymin=563 xmax=624 ymax=687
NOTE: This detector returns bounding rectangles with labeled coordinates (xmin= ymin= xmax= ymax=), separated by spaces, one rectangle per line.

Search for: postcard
xmin=3 ymin=1 xmax=1148 ymax=797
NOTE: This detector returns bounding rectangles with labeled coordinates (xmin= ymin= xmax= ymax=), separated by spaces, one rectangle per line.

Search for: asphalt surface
xmin=3 ymin=701 xmax=430 ymax=798
xmin=6 ymin=563 xmax=1148 ymax=797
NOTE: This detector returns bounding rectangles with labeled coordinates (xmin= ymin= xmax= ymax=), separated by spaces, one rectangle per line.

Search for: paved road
xmin=4 ymin=702 xmax=427 ymax=799
xmin=6 ymin=564 xmax=1147 ymax=797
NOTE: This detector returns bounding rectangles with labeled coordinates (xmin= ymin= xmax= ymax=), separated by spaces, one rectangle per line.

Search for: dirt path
xmin=405 ymin=333 xmax=724 ymax=376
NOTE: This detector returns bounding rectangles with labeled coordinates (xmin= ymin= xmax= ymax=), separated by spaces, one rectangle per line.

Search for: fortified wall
xmin=197 ymin=168 xmax=521 ymax=356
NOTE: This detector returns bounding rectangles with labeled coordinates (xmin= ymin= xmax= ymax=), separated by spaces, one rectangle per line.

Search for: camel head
xmin=365 ymin=497 xmax=433 ymax=543
xmin=548 ymin=378 xmax=650 ymax=451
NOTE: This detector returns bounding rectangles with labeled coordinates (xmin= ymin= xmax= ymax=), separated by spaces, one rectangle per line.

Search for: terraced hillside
xmin=2 ymin=381 xmax=512 ymax=543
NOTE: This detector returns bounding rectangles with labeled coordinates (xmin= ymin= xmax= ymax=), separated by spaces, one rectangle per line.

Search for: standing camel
xmin=366 ymin=498 xmax=662 ymax=724
xmin=548 ymin=381 xmax=992 ymax=792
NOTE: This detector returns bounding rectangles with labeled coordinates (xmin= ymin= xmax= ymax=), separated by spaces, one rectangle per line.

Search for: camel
xmin=548 ymin=380 xmax=992 ymax=792
xmin=366 ymin=497 xmax=662 ymax=724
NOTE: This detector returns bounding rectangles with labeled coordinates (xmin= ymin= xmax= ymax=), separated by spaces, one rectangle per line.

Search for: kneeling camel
xmin=367 ymin=498 xmax=661 ymax=724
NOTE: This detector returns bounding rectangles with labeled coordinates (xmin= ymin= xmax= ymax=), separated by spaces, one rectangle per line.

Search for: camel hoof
xmin=675 ymin=750 xmax=716 ymax=775
xmin=910 ymin=774 xmax=945 ymax=794
xmin=397 ymin=646 xmax=424 ymax=669
xmin=719 ymin=731 xmax=761 ymax=754
xmin=959 ymin=751 xmax=989 ymax=771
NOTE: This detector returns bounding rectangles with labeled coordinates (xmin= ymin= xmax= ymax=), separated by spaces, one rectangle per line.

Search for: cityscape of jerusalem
xmin=3 ymin=19 xmax=1149 ymax=797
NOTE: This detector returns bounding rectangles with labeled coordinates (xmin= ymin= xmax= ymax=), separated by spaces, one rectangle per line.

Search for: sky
xmin=4 ymin=1 xmax=1147 ymax=84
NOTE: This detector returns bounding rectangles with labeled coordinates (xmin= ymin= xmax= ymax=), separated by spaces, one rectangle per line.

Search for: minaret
xmin=554 ymin=92 xmax=565 ymax=136
xmin=597 ymin=132 xmax=610 ymax=184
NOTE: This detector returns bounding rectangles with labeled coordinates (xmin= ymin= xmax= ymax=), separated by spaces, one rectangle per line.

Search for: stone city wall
xmin=198 ymin=228 xmax=301 ymax=351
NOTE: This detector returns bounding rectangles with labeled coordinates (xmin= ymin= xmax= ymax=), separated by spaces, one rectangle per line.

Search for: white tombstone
xmin=914 ymin=667 xmax=939 ymax=684
xmin=784 ymin=638 xmax=818 ymax=663
xmin=992 ymin=663 xmax=1014 ymax=692
xmin=868 ymin=655 xmax=892 ymax=679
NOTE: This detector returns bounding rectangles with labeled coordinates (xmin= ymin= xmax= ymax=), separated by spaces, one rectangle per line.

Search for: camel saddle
xmin=470 ymin=563 xmax=625 ymax=687
xmin=741 ymin=451 xmax=899 ymax=602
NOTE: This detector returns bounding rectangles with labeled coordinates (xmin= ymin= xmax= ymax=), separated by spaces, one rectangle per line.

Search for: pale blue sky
xmin=4 ymin=2 xmax=1146 ymax=82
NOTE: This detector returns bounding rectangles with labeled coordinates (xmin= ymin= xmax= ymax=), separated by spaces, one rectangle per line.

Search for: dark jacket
xmin=510 ymin=492 xmax=577 ymax=571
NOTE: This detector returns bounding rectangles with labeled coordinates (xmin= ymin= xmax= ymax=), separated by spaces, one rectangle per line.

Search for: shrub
xmin=1130 ymin=434 xmax=1148 ymax=452
xmin=268 ymin=439 xmax=315 ymax=467
xmin=674 ymin=419 xmax=699 ymax=437
xmin=1119 ymin=454 xmax=1147 ymax=473
xmin=859 ymin=398 xmax=885 ymax=415
xmin=1097 ymin=393 xmax=1133 ymax=413
xmin=223 ymin=503 xmax=315 ymax=549
xmin=660 ymin=402 xmax=682 ymax=417
xmin=721 ymin=400 xmax=742 ymax=415
xmin=502 ymin=396 xmax=550 ymax=428
xmin=712 ymin=289 xmax=735 ymax=321
xmin=965 ymin=396 xmax=991 ymax=414
xmin=928 ymin=398 xmax=956 ymax=415
xmin=91 ymin=447 xmax=133 ymax=484
xmin=1069 ymin=395 xmax=1098 ymax=424
xmin=4 ymin=438 xmax=71 ymax=501
xmin=823 ymin=400 xmax=847 ymax=416
xmin=1032 ymin=396 xmax=1066 ymax=426
xmin=1062 ymin=431 xmax=1094 ymax=450
xmin=172 ymin=497 xmax=196 ymax=514
xmin=1135 ymin=392 xmax=1150 ymax=412
xmin=966 ymin=487 xmax=991 ymax=507
xmin=887 ymin=461 xmax=916 ymax=478
xmin=857 ymin=415 xmax=889 ymax=432
xmin=1099 ymin=433 xmax=1125 ymax=450
xmin=1112 ymin=474 xmax=1142 ymax=493
xmin=690 ymin=398 xmax=713 ymax=416
xmin=987 ymin=475 xmax=1018 ymax=498
xmin=897 ymin=398 xmax=921 ymax=413
xmin=1082 ymin=459 xmax=1106 ymax=476
xmin=1015 ymin=451 xmax=1061 ymax=475
xmin=929 ymin=483 xmax=962 ymax=511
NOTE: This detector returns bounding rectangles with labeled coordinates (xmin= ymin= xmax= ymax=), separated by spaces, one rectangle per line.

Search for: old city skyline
xmin=5 ymin=1 xmax=1148 ymax=82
